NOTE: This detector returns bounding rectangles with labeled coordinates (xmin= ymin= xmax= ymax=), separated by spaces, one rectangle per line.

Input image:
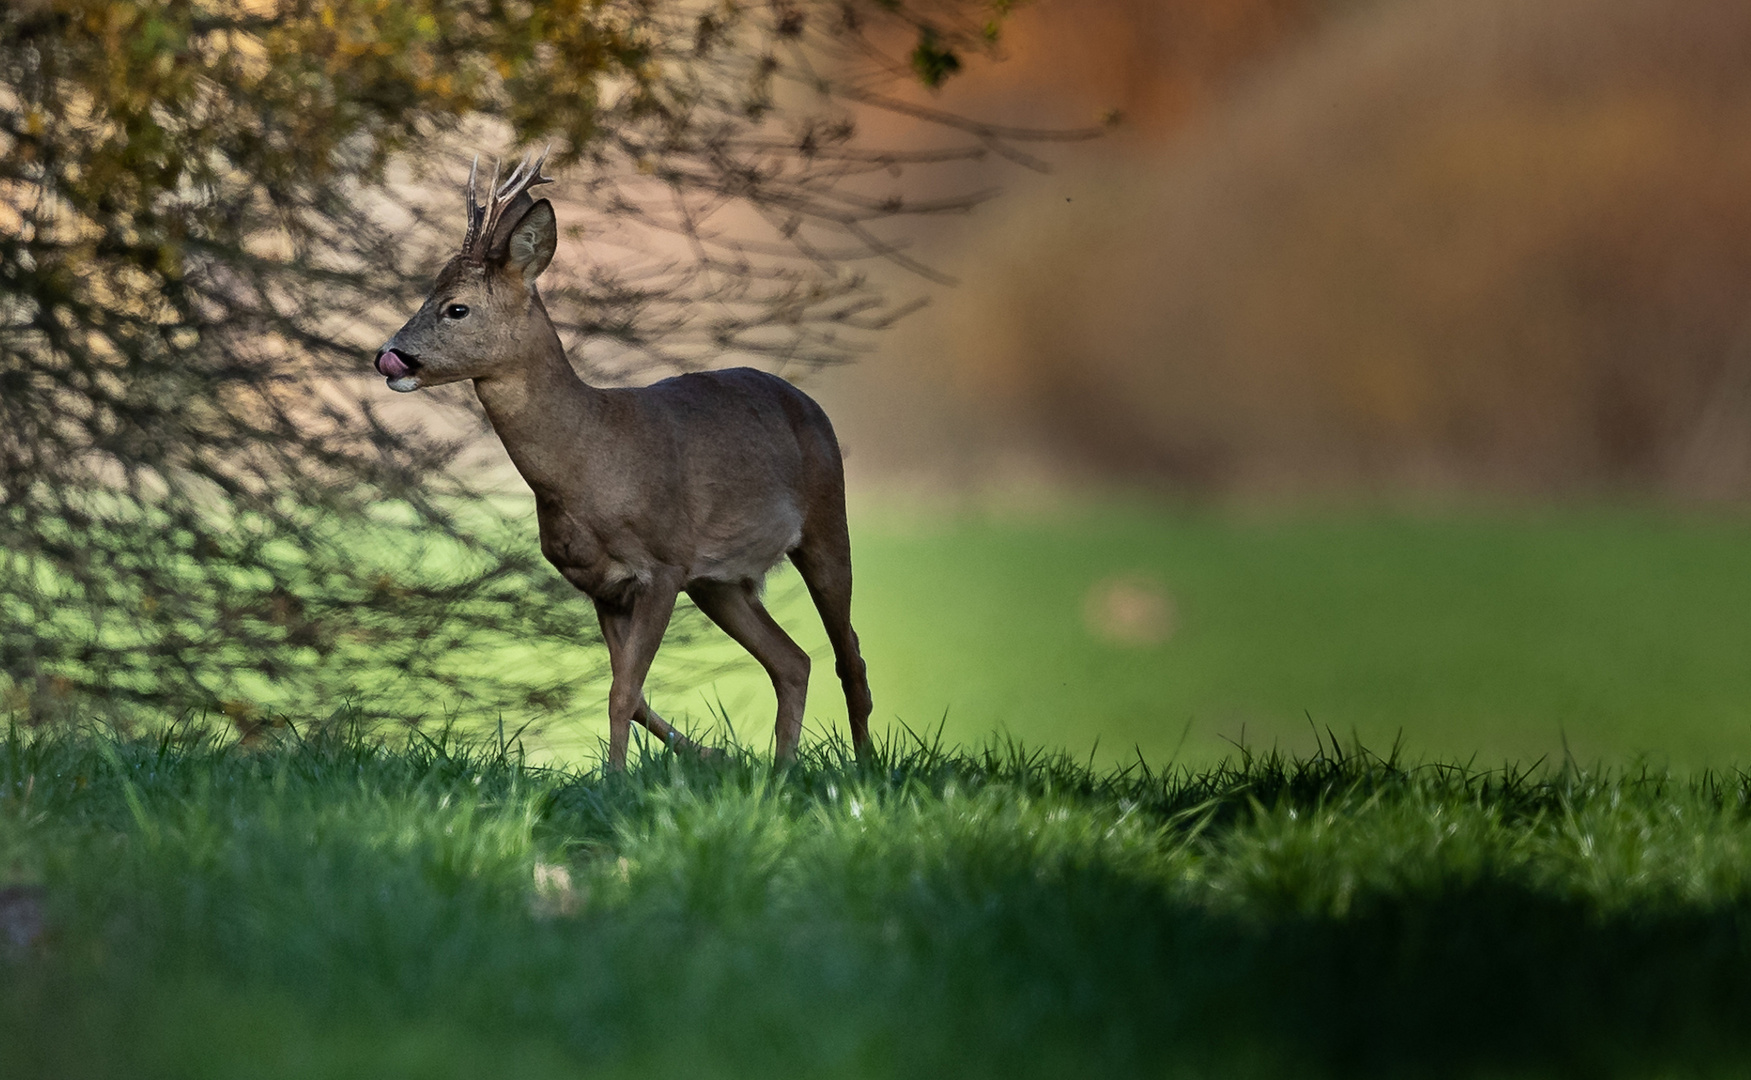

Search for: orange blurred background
xmin=813 ymin=0 xmax=1751 ymax=500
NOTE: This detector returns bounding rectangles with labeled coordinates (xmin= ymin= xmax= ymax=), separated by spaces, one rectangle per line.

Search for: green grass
xmin=6 ymin=721 xmax=1751 ymax=1077
xmin=652 ymin=502 xmax=1751 ymax=770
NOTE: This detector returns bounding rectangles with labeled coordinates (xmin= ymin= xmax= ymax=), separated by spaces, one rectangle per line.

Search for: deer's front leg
xmin=594 ymin=596 xmax=694 ymax=758
xmin=594 ymin=568 xmax=683 ymax=770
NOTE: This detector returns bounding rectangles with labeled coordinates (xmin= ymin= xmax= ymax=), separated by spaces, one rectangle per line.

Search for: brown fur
xmin=378 ymin=197 xmax=871 ymax=767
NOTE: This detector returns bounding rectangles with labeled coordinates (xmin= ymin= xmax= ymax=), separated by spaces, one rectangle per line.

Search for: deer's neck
xmin=471 ymin=316 xmax=602 ymax=498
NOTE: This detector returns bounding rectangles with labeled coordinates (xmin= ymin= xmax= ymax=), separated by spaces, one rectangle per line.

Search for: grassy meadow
xmin=633 ymin=502 xmax=1751 ymax=771
xmin=6 ymin=722 xmax=1751 ymax=1078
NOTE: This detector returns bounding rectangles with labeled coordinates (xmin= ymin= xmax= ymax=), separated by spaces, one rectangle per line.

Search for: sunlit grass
xmin=696 ymin=502 xmax=1751 ymax=769
xmin=4 ymin=719 xmax=1751 ymax=1077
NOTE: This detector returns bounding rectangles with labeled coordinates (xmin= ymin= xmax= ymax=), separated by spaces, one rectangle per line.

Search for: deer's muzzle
xmin=375 ymin=349 xmax=415 ymax=378
xmin=375 ymin=349 xmax=422 ymax=392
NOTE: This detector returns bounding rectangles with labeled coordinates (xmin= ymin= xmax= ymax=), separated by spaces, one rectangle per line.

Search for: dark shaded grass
xmin=2 ymin=718 xmax=1751 ymax=1078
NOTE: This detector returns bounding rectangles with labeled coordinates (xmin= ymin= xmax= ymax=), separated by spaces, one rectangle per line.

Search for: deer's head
xmin=375 ymin=151 xmax=559 ymax=392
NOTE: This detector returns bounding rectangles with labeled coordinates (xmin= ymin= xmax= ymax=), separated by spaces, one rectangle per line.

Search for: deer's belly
xmin=689 ymin=509 xmax=804 ymax=584
xmin=540 ymin=501 xmax=803 ymax=594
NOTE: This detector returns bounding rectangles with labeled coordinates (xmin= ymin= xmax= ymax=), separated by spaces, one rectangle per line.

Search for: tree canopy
xmin=0 ymin=0 xmax=1063 ymax=731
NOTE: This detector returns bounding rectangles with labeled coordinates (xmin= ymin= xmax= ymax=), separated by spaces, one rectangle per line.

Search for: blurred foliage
xmin=0 ymin=0 xmax=1053 ymax=728
xmin=945 ymin=0 xmax=1751 ymax=495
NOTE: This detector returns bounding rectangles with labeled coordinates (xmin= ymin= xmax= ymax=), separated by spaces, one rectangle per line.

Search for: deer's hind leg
xmin=687 ymin=579 xmax=812 ymax=762
xmin=592 ymin=569 xmax=683 ymax=769
xmin=792 ymin=528 xmax=872 ymax=760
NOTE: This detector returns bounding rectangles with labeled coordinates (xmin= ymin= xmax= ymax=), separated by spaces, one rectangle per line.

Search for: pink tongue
xmin=376 ymin=350 xmax=411 ymax=379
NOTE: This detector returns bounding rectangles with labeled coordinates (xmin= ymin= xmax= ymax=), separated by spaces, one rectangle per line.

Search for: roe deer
xmin=374 ymin=152 xmax=872 ymax=768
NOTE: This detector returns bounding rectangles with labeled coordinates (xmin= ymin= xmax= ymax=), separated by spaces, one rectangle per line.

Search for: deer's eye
xmin=443 ymin=304 xmax=470 ymax=320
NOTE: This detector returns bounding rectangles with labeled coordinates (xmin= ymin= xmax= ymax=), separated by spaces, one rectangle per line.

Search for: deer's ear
xmin=502 ymin=199 xmax=557 ymax=284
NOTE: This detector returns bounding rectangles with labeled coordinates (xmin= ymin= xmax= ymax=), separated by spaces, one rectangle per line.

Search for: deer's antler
xmin=461 ymin=146 xmax=553 ymax=260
